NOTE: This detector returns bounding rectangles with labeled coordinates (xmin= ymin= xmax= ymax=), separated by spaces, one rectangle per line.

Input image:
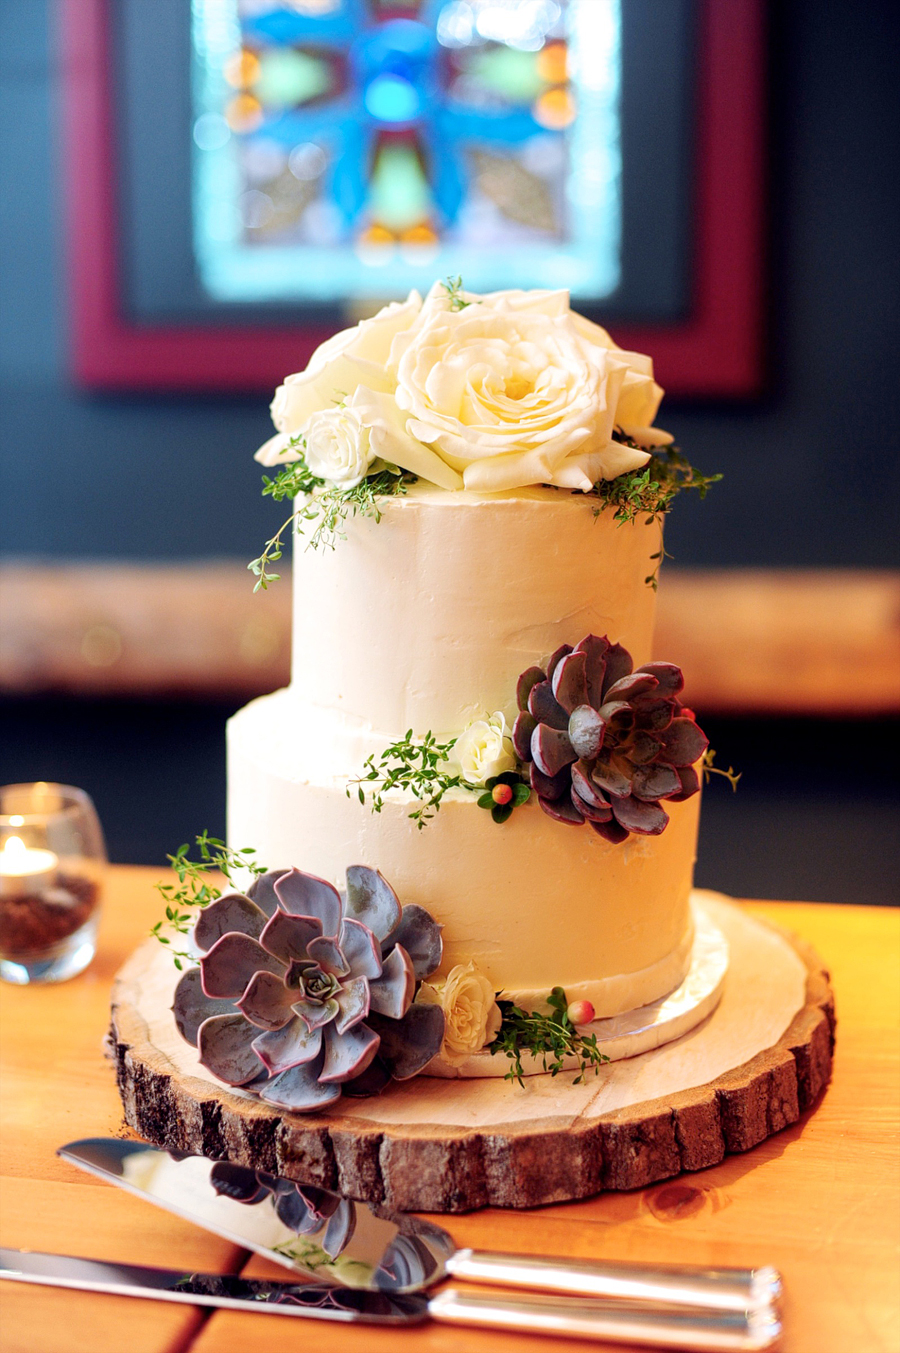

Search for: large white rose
xmin=255 ymin=292 xmax=463 ymax=489
xmin=388 ymin=283 xmax=670 ymax=493
xmin=416 ymin=961 xmax=503 ymax=1064
xmin=265 ymin=292 xmax=423 ymax=446
xmin=301 ymin=405 xmax=374 ymax=488
xmin=448 ymin=713 xmax=516 ymax=786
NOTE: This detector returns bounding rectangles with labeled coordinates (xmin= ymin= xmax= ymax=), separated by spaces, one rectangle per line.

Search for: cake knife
xmin=58 ymin=1138 xmax=782 ymax=1315
xmin=0 ymin=1250 xmax=782 ymax=1349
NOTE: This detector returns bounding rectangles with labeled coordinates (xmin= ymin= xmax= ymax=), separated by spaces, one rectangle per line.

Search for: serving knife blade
xmin=1 ymin=1250 xmax=782 ymax=1349
xmin=0 ymin=1248 xmax=425 ymax=1323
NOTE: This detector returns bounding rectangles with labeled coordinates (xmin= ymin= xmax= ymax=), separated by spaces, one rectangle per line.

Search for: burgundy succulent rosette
xmin=173 ymin=865 xmax=445 ymax=1113
xmin=512 ymin=633 xmax=708 ymax=844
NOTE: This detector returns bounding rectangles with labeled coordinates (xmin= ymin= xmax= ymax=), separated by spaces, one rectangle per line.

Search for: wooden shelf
xmin=1 ymin=562 xmax=898 ymax=715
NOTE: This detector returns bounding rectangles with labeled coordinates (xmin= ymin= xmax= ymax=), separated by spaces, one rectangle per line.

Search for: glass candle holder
xmin=0 ymin=783 xmax=106 ymax=984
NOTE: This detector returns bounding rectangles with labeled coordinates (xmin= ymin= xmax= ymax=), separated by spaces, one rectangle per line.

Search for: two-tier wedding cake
xmin=203 ymin=282 xmax=714 ymax=1108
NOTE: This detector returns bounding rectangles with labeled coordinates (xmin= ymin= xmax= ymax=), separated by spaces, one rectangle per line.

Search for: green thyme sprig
xmin=491 ymin=987 xmax=610 ymax=1087
xmin=299 ymin=468 xmax=416 ymax=553
xmin=591 ymin=441 xmax=721 ymax=590
xmin=248 ymin=511 xmax=298 ymax=591
xmin=151 ymin=832 xmax=266 ymax=970
xmin=441 ymin=275 xmax=471 ymax=311
xmin=260 ymin=445 xmax=321 ymax=503
xmin=350 ymin=731 xmax=462 ymax=829
xmin=593 ymin=440 xmax=721 ymax=524
xmin=701 ymin=748 xmax=742 ymax=791
xmin=249 ymin=452 xmax=417 ymax=589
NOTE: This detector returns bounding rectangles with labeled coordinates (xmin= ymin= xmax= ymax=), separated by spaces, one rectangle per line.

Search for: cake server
xmin=58 ymin=1138 xmax=782 ymax=1315
xmin=0 ymin=1250 xmax=782 ymax=1349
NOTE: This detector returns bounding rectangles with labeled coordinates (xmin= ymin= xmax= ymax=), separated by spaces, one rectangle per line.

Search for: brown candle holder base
xmin=0 ymin=874 xmax=100 ymax=985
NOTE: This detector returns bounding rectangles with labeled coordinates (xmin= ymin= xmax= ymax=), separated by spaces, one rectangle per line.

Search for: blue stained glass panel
xmin=191 ymin=0 xmax=622 ymax=304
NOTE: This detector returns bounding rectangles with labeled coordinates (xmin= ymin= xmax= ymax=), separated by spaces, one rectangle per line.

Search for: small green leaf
xmin=477 ymin=792 xmax=495 ymax=809
xmin=491 ymin=803 xmax=513 ymax=824
xmin=512 ymin=783 xmax=531 ymax=807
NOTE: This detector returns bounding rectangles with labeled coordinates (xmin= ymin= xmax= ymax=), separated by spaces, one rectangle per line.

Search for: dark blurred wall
xmin=1 ymin=2 xmax=898 ymax=899
xmin=1 ymin=0 xmax=899 ymax=565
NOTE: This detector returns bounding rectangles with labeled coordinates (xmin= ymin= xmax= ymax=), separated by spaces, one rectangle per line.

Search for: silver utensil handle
xmin=428 ymin=1289 xmax=782 ymax=1351
xmin=446 ymin=1249 xmax=782 ymax=1313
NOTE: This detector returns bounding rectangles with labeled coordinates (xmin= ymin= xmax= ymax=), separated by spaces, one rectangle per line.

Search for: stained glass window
xmin=191 ymin=0 xmax=622 ymax=304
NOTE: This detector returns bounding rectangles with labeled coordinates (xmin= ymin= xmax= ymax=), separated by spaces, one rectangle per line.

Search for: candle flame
xmin=2 ymin=836 xmax=26 ymax=859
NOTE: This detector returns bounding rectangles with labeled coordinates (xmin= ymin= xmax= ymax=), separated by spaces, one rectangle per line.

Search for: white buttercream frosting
xmin=290 ymin=483 xmax=662 ymax=740
xmin=228 ymin=687 xmax=699 ymax=1018
xmin=228 ymin=484 xmax=699 ymax=1026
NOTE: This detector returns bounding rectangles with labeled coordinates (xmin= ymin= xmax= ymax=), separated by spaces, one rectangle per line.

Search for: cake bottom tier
xmin=227 ymin=690 xmax=701 ymax=1018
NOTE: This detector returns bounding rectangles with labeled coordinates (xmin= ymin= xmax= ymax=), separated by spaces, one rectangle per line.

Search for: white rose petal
xmin=254 ymin=429 xmax=304 ymax=467
xmin=449 ymin=713 xmax=516 ymax=786
xmin=348 ymin=387 xmax=463 ymax=491
xmin=417 ymin=961 xmax=503 ymax=1064
xmin=302 ymin=405 xmax=374 ymax=488
xmin=479 ymin=286 xmax=572 ymax=319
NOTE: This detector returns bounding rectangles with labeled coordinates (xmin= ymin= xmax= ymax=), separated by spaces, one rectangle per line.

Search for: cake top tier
xmin=255 ymin=281 xmax=672 ymax=497
xmin=288 ymin=484 xmax=661 ymax=749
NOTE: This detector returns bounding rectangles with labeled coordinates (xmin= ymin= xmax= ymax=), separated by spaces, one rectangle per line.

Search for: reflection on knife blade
xmin=0 ymin=1248 xmax=427 ymax=1323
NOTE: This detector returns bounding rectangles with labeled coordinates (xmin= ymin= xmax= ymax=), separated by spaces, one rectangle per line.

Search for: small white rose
xmin=417 ymin=961 xmax=503 ymax=1064
xmin=302 ymin=405 xmax=374 ymax=488
xmin=449 ymin=712 xmax=516 ymax=786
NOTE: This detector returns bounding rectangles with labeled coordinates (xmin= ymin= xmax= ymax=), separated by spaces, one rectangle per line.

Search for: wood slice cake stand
xmin=109 ymin=892 xmax=834 ymax=1214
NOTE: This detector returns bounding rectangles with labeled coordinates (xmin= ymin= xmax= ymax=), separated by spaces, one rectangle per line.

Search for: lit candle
xmin=0 ymin=836 xmax=59 ymax=898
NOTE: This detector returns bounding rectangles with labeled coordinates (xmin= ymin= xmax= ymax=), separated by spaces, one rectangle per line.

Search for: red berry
xmin=566 ymin=999 xmax=595 ymax=1026
xmin=491 ymin=783 xmax=514 ymax=806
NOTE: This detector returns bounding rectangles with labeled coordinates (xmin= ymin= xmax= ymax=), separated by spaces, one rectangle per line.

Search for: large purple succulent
xmin=173 ymin=865 xmax=445 ymax=1113
xmin=512 ymin=633 xmax=708 ymax=844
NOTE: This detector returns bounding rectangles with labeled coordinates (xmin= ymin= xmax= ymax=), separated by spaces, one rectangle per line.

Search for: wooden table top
xmin=1 ymin=866 xmax=897 ymax=1353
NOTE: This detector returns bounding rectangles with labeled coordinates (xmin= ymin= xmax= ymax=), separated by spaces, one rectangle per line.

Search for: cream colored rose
xmin=254 ymin=291 xmax=464 ymax=489
xmin=388 ymin=283 xmax=670 ymax=493
xmin=300 ymin=405 xmax=374 ymax=488
xmin=417 ymin=961 xmax=503 ymax=1064
xmin=254 ymin=293 xmax=422 ymax=469
xmin=448 ymin=713 xmax=516 ymax=786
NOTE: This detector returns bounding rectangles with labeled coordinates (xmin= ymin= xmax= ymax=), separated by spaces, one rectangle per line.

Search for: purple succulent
xmin=513 ymin=634 xmax=708 ymax=844
xmin=173 ymin=865 xmax=445 ymax=1112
